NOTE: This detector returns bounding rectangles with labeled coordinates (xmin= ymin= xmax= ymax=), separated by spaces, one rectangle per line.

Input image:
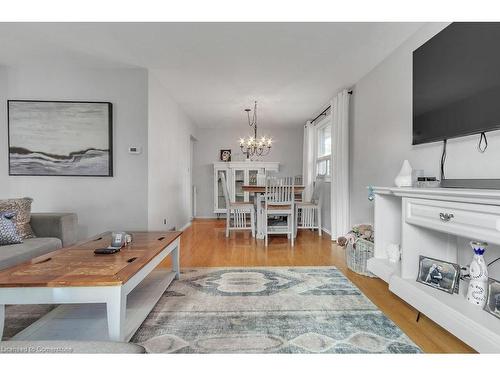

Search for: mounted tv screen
xmin=413 ymin=22 xmax=500 ymax=145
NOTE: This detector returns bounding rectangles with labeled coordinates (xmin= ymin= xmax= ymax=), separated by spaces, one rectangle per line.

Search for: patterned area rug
xmin=130 ymin=267 xmax=421 ymax=353
xmin=3 ymin=304 xmax=55 ymax=340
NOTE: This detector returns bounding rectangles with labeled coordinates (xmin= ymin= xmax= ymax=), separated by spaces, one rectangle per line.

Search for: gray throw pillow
xmin=0 ymin=211 xmax=23 ymax=246
xmin=0 ymin=197 xmax=36 ymax=239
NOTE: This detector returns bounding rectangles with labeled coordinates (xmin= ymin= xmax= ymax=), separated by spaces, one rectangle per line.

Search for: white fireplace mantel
xmin=367 ymin=186 xmax=500 ymax=353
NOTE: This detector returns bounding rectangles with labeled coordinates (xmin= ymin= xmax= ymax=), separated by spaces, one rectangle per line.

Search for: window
xmin=315 ymin=117 xmax=331 ymax=179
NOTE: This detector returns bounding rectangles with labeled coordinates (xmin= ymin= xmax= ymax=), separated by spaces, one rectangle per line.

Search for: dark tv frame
xmin=412 ymin=122 xmax=500 ymax=146
xmin=440 ymin=178 xmax=500 ymax=189
xmin=412 ymin=23 xmax=500 ymax=190
xmin=7 ymin=100 xmax=113 ymax=177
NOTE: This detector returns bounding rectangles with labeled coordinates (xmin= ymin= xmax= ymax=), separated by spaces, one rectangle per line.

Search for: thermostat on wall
xmin=128 ymin=146 xmax=142 ymax=154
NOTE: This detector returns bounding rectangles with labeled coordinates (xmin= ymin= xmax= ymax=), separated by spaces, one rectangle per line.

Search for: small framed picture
xmin=417 ymin=255 xmax=460 ymax=294
xmin=220 ymin=149 xmax=231 ymax=162
xmin=484 ymin=278 xmax=500 ymax=319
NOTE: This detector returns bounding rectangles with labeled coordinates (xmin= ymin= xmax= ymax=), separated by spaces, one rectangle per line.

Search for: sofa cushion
xmin=0 ymin=237 xmax=62 ymax=270
xmin=0 ymin=212 xmax=22 ymax=246
xmin=0 ymin=197 xmax=35 ymax=239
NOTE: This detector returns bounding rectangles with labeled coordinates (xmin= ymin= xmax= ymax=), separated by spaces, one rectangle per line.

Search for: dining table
xmin=242 ymin=185 xmax=305 ymax=239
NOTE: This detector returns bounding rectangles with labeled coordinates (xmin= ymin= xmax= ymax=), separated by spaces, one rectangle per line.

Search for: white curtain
xmin=302 ymin=120 xmax=315 ymax=202
xmin=330 ymin=89 xmax=350 ymax=239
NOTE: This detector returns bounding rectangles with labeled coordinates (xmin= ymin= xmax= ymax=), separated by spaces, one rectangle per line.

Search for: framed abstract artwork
xmin=7 ymin=100 xmax=113 ymax=177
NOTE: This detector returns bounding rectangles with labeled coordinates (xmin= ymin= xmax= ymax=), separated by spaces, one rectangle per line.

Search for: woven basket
xmin=346 ymin=238 xmax=376 ymax=277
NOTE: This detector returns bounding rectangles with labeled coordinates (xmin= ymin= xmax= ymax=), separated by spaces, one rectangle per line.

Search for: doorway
xmin=189 ymin=135 xmax=197 ymax=220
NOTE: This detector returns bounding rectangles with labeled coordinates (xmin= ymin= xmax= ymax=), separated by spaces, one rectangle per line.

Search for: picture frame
xmin=8 ymin=100 xmax=113 ymax=177
xmin=220 ymin=149 xmax=231 ymax=162
xmin=416 ymin=255 xmax=460 ymax=294
xmin=484 ymin=278 xmax=500 ymax=319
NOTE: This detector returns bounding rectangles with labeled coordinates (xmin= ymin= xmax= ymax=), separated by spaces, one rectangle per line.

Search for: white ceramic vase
xmin=466 ymin=241 xmax=489 ymax=308
xmin=394 ymin=160 xmax=413 ymax=187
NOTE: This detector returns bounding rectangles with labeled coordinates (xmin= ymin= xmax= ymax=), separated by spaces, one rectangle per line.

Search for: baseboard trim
xmin=194 ymin=216 xmax=218 ymax=219
xmin=321 ymin=227 xmax=331 ymax=236
xmin=321 ymin=227 xmax=338 ymax=242
xmin=179 ymin=221 xmax=192 ymax=232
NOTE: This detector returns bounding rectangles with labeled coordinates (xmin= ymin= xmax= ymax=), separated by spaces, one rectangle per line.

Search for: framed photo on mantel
xmin=416 ymin=255 xmax=460 ymax=294
xmin=7 ymin=100 xmax=113 ymax=177
xmin=484 ymin=278 xmax=500 ymax=320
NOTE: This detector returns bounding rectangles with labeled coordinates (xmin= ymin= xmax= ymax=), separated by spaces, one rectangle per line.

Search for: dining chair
xmin=220 ymin=173 xmax=255 ymax=238
xmin=263 ymin=176 xmax=295 ymax=246
xmin=295 ymin=175 xmax=324 ymax=237
xmin=294 ymin=175 xmax=303 ymax=202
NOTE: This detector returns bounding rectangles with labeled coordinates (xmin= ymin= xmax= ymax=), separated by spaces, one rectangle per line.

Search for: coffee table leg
xmin=0 ymin=304 xmax=4 ymax=341
xmin=172 ymin=242 xmax=180 ymax=280
xmin=106 ymin=288 xmax=126 ymax=341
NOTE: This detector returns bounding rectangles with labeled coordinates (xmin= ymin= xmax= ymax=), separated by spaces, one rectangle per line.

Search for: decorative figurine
xmin=466 ymin=241 xmax=489 ymax=307
xmin=394 ymin=160 xmax=413 ymax=187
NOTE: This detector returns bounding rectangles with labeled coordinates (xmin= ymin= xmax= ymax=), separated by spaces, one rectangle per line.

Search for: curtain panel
xmin=302 ymin=120 xmax=315 ymax=202
xmin=330 ymin=89 xmax=350 ymax=239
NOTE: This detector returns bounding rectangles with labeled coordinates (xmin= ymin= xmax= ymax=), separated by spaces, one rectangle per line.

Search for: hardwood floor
xmin=162 ymin=218 xmax=475 ymax=353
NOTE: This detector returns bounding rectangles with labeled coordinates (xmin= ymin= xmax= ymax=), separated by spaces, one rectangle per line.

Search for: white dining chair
xmin=263 ymin=176 xmax=295 ymax=246
xmin=294 ymin=175 xmax=303 ymax=202
xmin=295 ymin=176 xmax=324 ymax=236
xmin=220 ymin=173 xmax=255 ymax=238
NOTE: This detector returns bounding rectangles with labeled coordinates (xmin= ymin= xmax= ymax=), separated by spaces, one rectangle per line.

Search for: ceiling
xmin=0 ymin=22 xmax=424 ymax=128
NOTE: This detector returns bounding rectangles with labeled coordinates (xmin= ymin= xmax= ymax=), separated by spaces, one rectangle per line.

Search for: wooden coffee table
xmin=0 ymin=231 xmax=181 ymax=342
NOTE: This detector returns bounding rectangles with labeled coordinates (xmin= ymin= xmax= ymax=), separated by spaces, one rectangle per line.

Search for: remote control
xmin=94 ymin=248 xmax=121 ymax=255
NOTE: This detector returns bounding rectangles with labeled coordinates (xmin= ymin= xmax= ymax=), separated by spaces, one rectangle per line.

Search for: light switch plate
xmin=128 ymin=146 xmax=142 ymax=154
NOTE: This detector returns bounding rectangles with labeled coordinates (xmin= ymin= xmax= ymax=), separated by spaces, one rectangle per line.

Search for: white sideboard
xmin=367 ymin=186 xmax=500 ymax=353
xmin=213 ymin=162 xmax=279 ymax=214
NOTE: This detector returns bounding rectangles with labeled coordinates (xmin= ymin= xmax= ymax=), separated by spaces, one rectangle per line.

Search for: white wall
xmin=0 ymin=67 xmax=9 ymax=197
xmin=0 ymin=65 xmax=149 ymax=239
xmin=148 ymin=70 xmax=198 ymax=231
xmin=350 ymin=22 xmax=500 ymax=226
xmin=193 ymin=126 xmax=303 ymax=217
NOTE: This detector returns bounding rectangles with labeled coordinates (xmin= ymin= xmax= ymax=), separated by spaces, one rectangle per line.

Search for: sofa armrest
xmin=30 ymin=213 xmax=78 ymax=247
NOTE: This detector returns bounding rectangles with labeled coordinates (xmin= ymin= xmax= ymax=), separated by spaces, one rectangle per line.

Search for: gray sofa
xmin=0 ymin=213 xmax=147 ymax=353
xmin=0 ymin=213 xmax=78 ymax=271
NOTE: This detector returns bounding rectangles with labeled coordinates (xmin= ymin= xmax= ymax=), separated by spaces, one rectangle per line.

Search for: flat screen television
xmin=413 ymin=22 xmax=500 ymax=145
xmin=413 ymin=22 xmax=500 ymax=189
